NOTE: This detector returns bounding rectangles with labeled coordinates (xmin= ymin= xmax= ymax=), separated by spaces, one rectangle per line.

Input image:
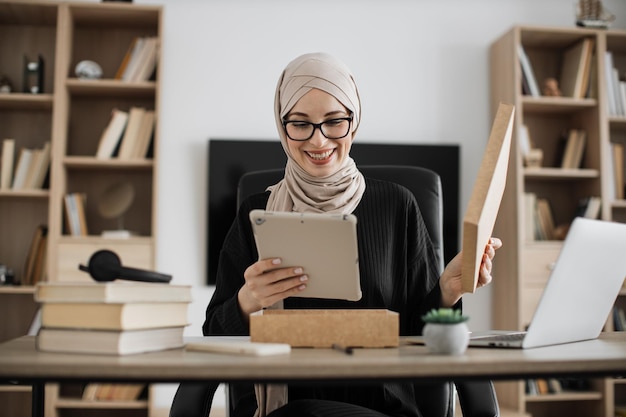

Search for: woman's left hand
xmin=439 ymin=237 xmax=502 ymax=307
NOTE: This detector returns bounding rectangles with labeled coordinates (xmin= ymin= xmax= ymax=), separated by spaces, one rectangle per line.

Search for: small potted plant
xmin=421 ymin=308 xmax=470 ymax=355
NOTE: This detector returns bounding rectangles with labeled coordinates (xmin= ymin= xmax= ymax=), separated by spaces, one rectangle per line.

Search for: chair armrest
xmin=169 ymin=382 xmax=220 ymax=417
xmin=455 ymin=380 xmax=500 ymax=417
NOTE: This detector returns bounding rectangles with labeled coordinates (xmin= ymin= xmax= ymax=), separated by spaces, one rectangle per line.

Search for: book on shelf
xmin=618 ymin=82 xmax=626 ymax=119
xmin=559 ymin=37 xmax=593 ymax=98
xmin=517 ymin=44 xmax=540 ymax=97
xmin=560 ymin=129 xmax=586 ymax=169
xmin=611 ymin=142 xmax=625 ymax=200
xmin=131 ymin=37 xmax=159 ymax=82
xmin=613 ymin=306 xmax=625 ymax=331
xmin=613 ymin=67 xmax=624 ymax=116
xmin=119 ymin=37 xmax=159 ymax=82
xmin=535 ymin=378 xmax=549 ymax=394
xmin=95 ymin=108 xmax=129 ymax=159
xmin=117 ymin=106 xmax=146 ymax=159
xmin=35 ymin=281 xmax=192 ymax=303
xmin=133 ymin=110 xmax=155 ymax=158
xmin=40 ymin=302 xmax=190 ymax=330
xmin=114 ymin=37 xmax=139 ymax=80
xmin=524 ymin=193 xmax=537 ymax=241
xmin=576 ymin=196 xmax=601 ymax=219
xmin=604 ymin=51 xmax=619 ymax=116
xmin=22 ymin=225 xmax=48 ymax=286
xmin=63 ymin=192 xmax=88 ymax=236
xmin=36 ymin=326 xmax=185 ymax=355
xmin=535 ymin=198 xmax=556 ymax=240
xmin=23 ymin=141 xmax=50 ymax=189
xmin=83 ymin=383 xmax=146 ymax=401
xmin=11 ymin=147 xmax=33 ymax=189
xmin=0 ymin=138 xmax=15 ymax=189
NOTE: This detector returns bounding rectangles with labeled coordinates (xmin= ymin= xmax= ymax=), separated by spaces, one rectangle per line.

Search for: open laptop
xmin=469 ymin=217 xmax=626 ymax=349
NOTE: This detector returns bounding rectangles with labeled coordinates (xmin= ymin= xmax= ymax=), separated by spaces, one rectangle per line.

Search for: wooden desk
xmin=1 ymin=333 xmax=625 ymax=416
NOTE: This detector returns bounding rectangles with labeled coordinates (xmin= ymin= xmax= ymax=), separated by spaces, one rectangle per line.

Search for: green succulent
xmin=422 ymin=308 xmax=469 ymax=324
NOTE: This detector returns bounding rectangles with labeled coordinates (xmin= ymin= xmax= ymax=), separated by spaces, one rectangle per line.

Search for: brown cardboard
xmin=461 ymin=102 xmax=515 ymax=293
xmin=250 ymin=309 xmax=399 ymax=348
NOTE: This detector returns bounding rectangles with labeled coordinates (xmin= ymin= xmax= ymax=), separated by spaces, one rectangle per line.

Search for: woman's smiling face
xmin=283 ymin=88 xmax=354 ymax=178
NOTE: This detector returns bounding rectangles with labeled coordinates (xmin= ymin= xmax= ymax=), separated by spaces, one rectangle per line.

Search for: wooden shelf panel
xmin=55 ymin=398 xmax=148 ymax=409
xmin=0 ymin=190 xmax=49 ymax=198
xmin=521 ymin=97 xmax=597 ymax=114
xmin=0 ymin=286 xmax=35 ymax=295
xmin=524 ymin=167 xmax=599 ymax=180
xmin=0 ymin=93 xmax=53 ymax=110
xmin=525 ymin=391 xmax=604 ymax=402
xmin=63 ymin=156 xmax=153 ymax=170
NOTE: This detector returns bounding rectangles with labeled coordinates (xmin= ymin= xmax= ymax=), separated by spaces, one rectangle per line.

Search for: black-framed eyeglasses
xmin=282 ymin=116 xmax=353 ymax=141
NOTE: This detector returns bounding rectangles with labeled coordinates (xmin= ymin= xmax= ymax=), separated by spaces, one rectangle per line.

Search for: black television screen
xmin=207 ymin=139 xmax=460 ymax=285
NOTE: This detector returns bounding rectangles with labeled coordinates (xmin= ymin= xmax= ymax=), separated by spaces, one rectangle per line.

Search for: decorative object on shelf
xmin=576 ymin=0 xmax=615 ymax=28
xmin=0 ymin=264 xmax=15 ymax=285
xmin=0 ymin=75 xmax=12 ymax=93
xmin=22 ymin=54 xmax=44 ymax=94
xmin=98 ymin=181 xmax=135 ymax=238
xmin=75 ymin=60 xmax=103 ymax=80
xmin=542 ymin=77 xmax=561 ymax=97
xmin=422 ymin=308 xmax=470 ymax=355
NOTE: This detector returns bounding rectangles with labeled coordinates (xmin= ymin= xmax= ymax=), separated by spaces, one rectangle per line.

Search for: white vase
xmin=423 ymin=322 xmax=469 ymax=355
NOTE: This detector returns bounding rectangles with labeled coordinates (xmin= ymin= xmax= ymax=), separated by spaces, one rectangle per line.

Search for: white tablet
xmin=249 ymin=209 xmax=362 ymax=301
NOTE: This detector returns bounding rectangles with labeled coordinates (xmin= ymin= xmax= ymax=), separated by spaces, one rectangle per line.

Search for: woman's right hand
xmin=237 ymin=258 xmax=308 ymax=318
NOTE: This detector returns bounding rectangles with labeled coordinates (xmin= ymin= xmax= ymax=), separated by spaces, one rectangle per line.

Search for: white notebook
xmin=185 ymin=336 xmax=291 ymax=356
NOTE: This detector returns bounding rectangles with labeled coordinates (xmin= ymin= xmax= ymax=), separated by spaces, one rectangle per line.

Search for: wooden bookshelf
xmin=0 ymin=1 xmax=162 ymax=416
xmin=490 ymin=24 xmax=626 ymax=417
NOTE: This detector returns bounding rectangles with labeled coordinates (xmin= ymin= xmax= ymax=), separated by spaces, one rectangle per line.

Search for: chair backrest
xmin=237 ymin=165 xmax=445 ymax=272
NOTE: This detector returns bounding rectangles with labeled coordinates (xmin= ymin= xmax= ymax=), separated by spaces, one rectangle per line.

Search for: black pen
xmin=331 ymin=343 xmax=353 ymax=355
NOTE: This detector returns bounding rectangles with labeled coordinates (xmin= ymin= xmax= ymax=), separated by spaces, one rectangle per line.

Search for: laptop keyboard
xmin=475 ymin=332 xmax=526 ymax=342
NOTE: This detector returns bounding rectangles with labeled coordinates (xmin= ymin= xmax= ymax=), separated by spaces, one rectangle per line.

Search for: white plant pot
xmin=423 ymin=322 xmax=469 ymax=355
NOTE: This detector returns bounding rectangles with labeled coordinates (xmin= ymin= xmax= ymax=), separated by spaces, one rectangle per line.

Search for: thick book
xmin=40 ymin=302 xmax=190 ymax=330
xmin=95 ymin=108 xmax=129 ymax=159
xmin=36 ymin=326 xmax=184 ymax=355
xmin=1 ymin=138 xmax=15 ymax=189
xmin=35 ymin=282 xmax=192 ymax=303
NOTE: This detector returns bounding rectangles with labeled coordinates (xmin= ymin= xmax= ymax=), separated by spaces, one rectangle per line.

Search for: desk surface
xmin=1 ymin=334 xmax=625 ymax=383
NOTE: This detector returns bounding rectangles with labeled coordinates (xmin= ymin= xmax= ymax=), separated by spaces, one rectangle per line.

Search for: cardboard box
xmin=250 ymin=309 xmax=399 ymax=348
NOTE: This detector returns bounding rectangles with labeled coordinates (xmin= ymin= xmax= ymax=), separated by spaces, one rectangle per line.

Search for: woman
xmin=203 ymin=52 xmax=501 ymax=417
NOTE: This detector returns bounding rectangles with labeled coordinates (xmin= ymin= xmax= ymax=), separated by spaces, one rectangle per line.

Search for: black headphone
xmin=79 ymin=249 xmax=172 ymax=283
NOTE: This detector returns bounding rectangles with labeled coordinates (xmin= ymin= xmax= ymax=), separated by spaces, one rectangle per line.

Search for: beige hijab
xmin=254 ymin=53 xmax=365 ymax=417
xmin=266 ymin=52 xmax=365 ymax=214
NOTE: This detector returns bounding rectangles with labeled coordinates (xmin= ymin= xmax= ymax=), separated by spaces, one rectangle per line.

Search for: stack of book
xmin=34 ymin=281 xmax=191 ymax=355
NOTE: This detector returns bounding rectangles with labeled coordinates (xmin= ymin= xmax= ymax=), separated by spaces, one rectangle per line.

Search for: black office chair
xmin=170 ymin=166 xmax=499 ymax=417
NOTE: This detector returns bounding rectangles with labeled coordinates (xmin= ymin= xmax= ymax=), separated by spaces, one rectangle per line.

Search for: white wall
xmin=90 ymin=0 xmax=626 ymax=410
xmin=135 ymin=0 xmax=626 ymax=334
